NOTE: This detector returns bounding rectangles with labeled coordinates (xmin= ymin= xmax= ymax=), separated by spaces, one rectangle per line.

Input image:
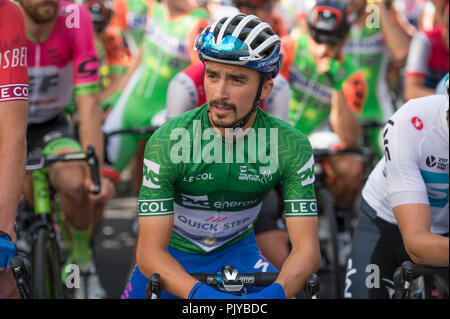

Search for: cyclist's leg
xmin=0 ymin=271 xmax=19 ymax=299
xmin=344 ymin=198 xmax=409 ymax=299
xmin=122 ymin=233 xmax=279 ymax=299
xmin=254 ymin=188 xmax=289 ymax=271
xmin=324 ymin=153 xmax=364 ymax=211
xmin=24 ymin=117 xmax=93 ymax=268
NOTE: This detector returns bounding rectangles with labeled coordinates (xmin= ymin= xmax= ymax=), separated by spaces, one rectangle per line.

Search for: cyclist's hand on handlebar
xmin=0 ymin=231 xmax=17 ymax=272
xmin=85 ymin=176 xmax=116 ymax=203
xmin=189 ymin=282 xmax=286 ymax=299
xmin=240 ymin=283 xmax=286 ymax=299
xmin=189 ymin=282 xmax=240 ymax=299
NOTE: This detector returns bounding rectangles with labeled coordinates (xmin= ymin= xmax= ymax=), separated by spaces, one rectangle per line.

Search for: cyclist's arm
xmin=76 ymin=93 xmax=103 ymax=164
xmin=278 ymin=135 xmax=321 ymax=298
xmin=137 ymin=215 xmax=198 ymax=298
xmin=0 ymin=102 xmax=27 ymax=240
xmin=0 ymin=2 xmax=28 ymax=240
xmin=72 ymin=5 xmax=103 ymax=164
xmin=394 ymin=204 xmax=449 ymax=267
xmin=329 ymin=65 xmax=366 ymax=149
xmin=100 ymin=29 xmax=131 ymax=102
xmin=404 ymin=31 xmax=435 ymax=100
xmin=276 ymin=217 xmax=320 ymax=298
xmin=378 ymin=2 xmax=411 ymax=61
xmin=404 ymin=77 xmax=436 ymax=100
xmin=384 ymin=98 xmax=449 ymax=267
xmin=329 ymin=90 xmax=360 ymax=149
xmin=136 ymin=131 xmax=197 ymax=298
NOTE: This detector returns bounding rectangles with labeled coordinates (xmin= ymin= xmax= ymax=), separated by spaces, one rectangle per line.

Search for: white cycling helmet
xmin=194 ymin=13 xmax=283 ymax=129
xmin=194 ymin=13 xmax=283 ymax=78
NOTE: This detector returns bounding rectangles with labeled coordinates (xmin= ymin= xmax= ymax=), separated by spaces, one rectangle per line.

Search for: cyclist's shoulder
xmin=391 ymin=95 xmax=448 ymax=130
xmin=0 ymin=0 xmax=23 ymax=23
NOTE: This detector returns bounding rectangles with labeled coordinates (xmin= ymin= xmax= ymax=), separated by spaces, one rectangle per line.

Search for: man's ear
xmin=260 ymin=77 xmax=274 ymax=101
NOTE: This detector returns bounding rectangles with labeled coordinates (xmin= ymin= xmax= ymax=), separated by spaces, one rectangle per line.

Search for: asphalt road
xmin=94 ymin=195 xmax=138 ymax=299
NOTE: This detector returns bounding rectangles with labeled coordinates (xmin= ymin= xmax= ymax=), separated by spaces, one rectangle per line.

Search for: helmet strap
xmin=231 ymin=73 xmax=266 ymax=129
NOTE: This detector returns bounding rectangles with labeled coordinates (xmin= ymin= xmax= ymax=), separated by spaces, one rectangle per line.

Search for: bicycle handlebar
xmin=104 ymin=126 xmax=159 ymax=140
xmin=400 ymin=261 xmax=449 ymax=280
xmin=394 ymin=261 xmax=449 ymax=299
xmin=360 ymin=119 xmax=386 ymax=129
xmin=190 ymin=271 xmax=279 ymax=288
xmin=146 ymin=267 xmax=320 ymax=299
xmin=25 ymin=145 xmax=101 ymax=195
xmin=11 ymin=254 xmax=32 ymax=299
xmin=313 ymin=147 xmax=373 ymax=163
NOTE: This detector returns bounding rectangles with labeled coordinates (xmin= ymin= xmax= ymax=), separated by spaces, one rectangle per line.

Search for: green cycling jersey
xmin=344 ymin=24 xmax=395 ymax=156
xmin=103 ymin=3 xmax=209 ymax=172
xmin=280 ymin=34 xmax=367 ymax=137
xmin=137 ymin=105 xmax=317 ymax=254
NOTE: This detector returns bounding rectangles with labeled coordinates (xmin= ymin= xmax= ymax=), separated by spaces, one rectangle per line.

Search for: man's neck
xmin=18 ymin=6 xmax=57 ymax=42
xmin=162 ymin=0 xmax=194 ymax=19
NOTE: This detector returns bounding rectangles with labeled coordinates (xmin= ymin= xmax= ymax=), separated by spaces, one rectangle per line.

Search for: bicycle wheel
xmin=32 ymin=227 xmax=64 ymax=299
xmin=317 ymin=188 xmax=342 ymax=299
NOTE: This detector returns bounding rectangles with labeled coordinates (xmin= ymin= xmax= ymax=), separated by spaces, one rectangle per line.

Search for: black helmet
xmin=85 ymin=0 xmax=113 ymax=33
xmin=307 ymin=0 xmax=355 ymax=46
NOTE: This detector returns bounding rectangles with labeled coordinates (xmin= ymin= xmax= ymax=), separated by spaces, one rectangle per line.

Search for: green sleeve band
xmin=74 ymin=82 xmax=100 ymax=96
xmin=109 ymin=66 xmax=127 ymax=75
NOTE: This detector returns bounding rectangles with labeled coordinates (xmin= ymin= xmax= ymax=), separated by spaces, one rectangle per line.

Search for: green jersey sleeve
xmin=137 ymin=126 xmax=181 ymax=217
xmin=281 ymin=130 xmax=317 ymax=217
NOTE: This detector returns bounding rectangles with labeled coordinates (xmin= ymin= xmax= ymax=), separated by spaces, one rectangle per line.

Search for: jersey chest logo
xmin=411 ymin=116 xmax=423 ymax=130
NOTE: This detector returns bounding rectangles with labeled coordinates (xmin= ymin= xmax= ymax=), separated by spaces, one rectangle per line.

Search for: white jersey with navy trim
xmin=362 ymin=94 xmax=449 ymax=234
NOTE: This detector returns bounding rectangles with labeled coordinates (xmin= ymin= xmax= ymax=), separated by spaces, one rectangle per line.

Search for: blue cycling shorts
xmin=121 ymin=232 xmax=278 ymax=299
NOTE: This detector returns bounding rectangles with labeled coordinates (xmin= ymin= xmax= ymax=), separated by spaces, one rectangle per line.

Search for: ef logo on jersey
xmin=411 ymin=116 xmax=423 ymax=130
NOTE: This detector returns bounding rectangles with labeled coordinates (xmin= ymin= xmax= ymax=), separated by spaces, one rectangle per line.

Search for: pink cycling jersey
xmin=27 ymin=1 xmax=99 ymax=124
xmin=0 ymin=0 xmax=28 ymax=103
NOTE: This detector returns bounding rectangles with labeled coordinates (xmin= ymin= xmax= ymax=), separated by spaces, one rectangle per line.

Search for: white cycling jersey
xmin=362 ymin=94 xmax=449 ymax=234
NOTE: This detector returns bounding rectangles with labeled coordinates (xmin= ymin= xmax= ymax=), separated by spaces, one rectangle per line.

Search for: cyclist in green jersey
xmin=102 ymin=0 xmax=209 ymax=185
xmin=271 ymin=0 xmax=368 ymax=212
xmin=122 ymin=13 xmax=320 ymax=299
xmin=343 ymin=0 xmax=411 ymax=157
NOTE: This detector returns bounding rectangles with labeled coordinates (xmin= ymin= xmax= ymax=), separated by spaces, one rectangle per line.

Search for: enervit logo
xmin=297 ymin=155 xmax=315 ymax=186
xmin=143 ymin=159 xmax=160 ymax=189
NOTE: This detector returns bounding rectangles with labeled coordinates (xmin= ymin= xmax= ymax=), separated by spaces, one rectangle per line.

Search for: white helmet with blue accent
xmin=194 ymin=13 xmax=283 ymax=78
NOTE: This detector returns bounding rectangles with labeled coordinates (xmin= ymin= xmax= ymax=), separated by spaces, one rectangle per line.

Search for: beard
xmin=20 ymin=0 xmax=59 ymax=24
xmin=208 ymin=99 xmax=238 ymax=128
